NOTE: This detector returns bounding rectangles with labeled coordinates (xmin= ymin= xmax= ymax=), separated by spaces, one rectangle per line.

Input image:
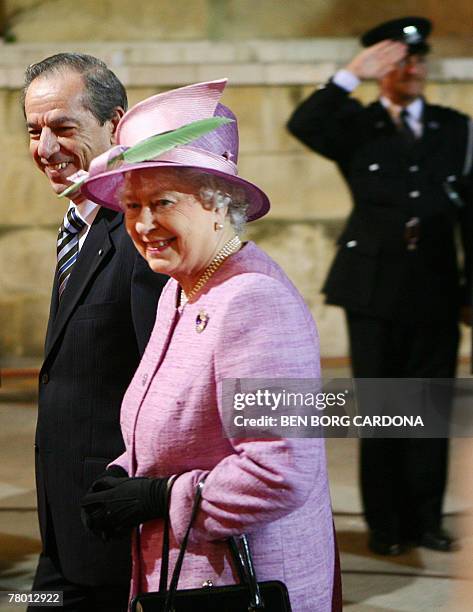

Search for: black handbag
xmin=131 ymin=479 xmax=292 ymax=612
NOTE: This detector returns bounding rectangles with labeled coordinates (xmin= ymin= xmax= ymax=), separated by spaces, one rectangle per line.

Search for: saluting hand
xmin=345 ymin=40 xmax=407 ymax=80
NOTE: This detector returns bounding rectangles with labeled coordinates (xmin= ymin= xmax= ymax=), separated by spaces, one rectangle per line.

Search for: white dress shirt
xmin=65 ymin=199 xmax=100 ymax=251
xmin=380 ymin=96 xmax=424 ymax=138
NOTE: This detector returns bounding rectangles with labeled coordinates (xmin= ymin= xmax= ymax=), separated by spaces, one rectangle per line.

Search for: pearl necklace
xmin=179 ymin=235 xmax=242 ymax=307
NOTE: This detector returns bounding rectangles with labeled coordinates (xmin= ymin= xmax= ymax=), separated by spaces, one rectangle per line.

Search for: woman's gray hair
xmin=185 ymin=171 xmax=249 ymax=234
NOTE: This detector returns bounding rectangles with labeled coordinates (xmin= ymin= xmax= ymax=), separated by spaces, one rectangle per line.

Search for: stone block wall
xmin=1 ymin=35 xmax=472 ymax=364
xmin=3 ymin=0 xmax=473 ymax=43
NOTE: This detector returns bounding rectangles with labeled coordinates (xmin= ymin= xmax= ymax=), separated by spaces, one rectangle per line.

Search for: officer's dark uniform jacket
xmin=287 ymin=81 xmax=473 ymax=323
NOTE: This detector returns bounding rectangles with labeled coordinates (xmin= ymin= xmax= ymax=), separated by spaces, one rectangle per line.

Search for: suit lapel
xmin=366 ymin=101 xmax=392 ymax=133
xmin=44 ymin=269 xmax=60 ymax=355
xmin=44 ymin=207 xmax=121 ymax=360
xmin=369 ymin=100 xmax=390 ymax=121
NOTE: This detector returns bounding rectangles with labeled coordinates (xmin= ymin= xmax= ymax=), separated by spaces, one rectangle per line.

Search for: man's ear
xmin=109 ymin=107 xmax=125 ymax=145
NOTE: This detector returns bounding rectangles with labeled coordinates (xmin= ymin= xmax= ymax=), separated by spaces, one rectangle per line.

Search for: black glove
xmin=81 ymin=470 xmax=169 ymax=538
xmin=87 ymin=464 xmax=129 ymax=493
xmin=81 ymin=465 xmax=130 ymax=540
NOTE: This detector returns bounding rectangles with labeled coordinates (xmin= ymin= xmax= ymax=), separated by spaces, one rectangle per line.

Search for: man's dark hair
xmin=22 ymin=52 xmax=128 ymax=124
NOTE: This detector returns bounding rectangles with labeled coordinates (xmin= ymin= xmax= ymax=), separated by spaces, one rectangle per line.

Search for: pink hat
xmin=80 ymin=79 xmax=270 ymax=222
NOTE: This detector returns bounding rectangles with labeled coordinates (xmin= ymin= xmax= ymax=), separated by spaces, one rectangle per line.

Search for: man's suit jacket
xmin=287 ymin=81 xmax=473 ymax=323
xmin=36 ymin=206 xmax=167 ymax=586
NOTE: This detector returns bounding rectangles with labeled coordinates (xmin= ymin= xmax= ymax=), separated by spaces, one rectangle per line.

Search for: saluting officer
xmin=288 ymin=17 xmax=473 ymax=555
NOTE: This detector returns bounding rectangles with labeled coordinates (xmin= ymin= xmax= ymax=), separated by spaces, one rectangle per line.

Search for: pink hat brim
xmin=81 ymin=161 xmax=270 ymax=222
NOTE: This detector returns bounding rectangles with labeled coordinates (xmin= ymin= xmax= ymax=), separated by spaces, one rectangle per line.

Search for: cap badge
xmin=403 ymin=25 xmax=422 ymax=44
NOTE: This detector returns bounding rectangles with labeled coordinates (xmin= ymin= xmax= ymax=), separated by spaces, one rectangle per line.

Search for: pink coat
xmin=113 ymin=241 xmax=335 ymax=611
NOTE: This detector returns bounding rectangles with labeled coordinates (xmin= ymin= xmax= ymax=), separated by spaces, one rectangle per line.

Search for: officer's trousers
xmin=345 ymin=310 xmax=459 ymax=539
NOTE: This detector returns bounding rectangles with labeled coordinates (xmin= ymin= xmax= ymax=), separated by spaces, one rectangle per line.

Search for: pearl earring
xmin=214 ymin=222 xmax=224 ymax=231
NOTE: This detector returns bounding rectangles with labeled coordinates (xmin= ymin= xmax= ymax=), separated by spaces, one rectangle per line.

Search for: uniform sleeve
xmin=287 ymin=79 xmax=362 ymax=162
xmin=458 ymin=117 xmax=473 ymax=306
xmin=458 ymin=187 xmax=473 ymax=306
xmin=168 ymin=275 xmax=326 ymax=544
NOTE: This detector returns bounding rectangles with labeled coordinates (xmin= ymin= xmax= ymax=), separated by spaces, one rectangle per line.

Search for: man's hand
xmin=345 ymin=40 xmax=407 ymax=80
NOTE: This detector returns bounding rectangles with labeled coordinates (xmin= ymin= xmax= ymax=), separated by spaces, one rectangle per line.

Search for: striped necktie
xmin=56 ymin=207 xmax=86 ymax=298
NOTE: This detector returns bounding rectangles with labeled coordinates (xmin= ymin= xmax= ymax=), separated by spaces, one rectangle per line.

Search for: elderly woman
xmin=80 ymin=80 xmax=339 ymax=611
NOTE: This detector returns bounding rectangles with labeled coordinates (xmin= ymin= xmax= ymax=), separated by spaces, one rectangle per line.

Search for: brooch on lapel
xmin=196 ymin=310 xmax=209 ymax=333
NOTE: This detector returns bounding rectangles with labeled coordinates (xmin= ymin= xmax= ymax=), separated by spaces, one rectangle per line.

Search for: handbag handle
xmin=161 ymin=478 xmax=265 ymax=611
xmin=230 ymin=534 xmax=264 ymax=609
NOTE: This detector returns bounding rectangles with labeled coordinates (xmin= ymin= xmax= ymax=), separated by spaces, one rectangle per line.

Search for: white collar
xmin=380 ymin=96 xmax=424 ymax=121
xmin=67 ymin=199 xmax=100 ymax=228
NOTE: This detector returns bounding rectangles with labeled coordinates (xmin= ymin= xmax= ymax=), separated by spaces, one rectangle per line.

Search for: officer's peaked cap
xmin=361 ymin=16 xmax=432 ymax=54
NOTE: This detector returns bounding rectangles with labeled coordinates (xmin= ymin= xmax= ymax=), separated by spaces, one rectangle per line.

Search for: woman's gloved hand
xmin=81 ymin=467 xmax=169 ymax=539
xmin=87 ymin=464 xmax=129 ymax=494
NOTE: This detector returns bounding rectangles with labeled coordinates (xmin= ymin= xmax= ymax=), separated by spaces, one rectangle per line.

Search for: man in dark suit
xmin=288 ymin=18 xmax=473 ymax=555
xmin=23 ymin=54 xmax=167 ymax=610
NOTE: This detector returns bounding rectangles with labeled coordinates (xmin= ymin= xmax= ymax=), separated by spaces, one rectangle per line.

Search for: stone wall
xmin=1 ymin=37 xmax=472 ymax=364
xmin=3 ymin=0 xmax=473 ymax=42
